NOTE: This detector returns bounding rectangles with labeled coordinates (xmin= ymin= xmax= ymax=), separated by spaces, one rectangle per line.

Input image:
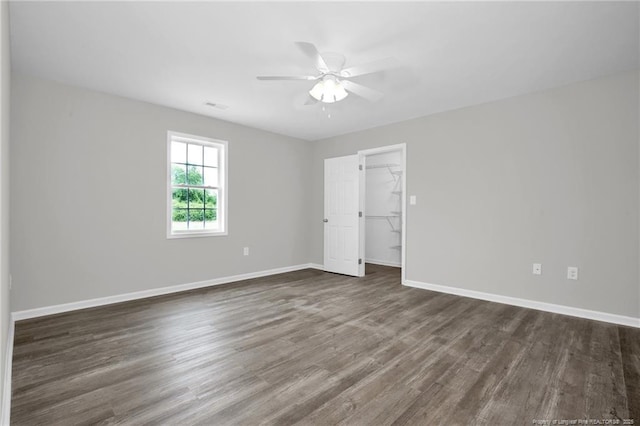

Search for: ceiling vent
xmin=204 ymin=102 xmax=229 ymax=110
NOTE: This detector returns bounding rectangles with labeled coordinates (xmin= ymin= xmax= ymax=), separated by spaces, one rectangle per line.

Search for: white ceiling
xmin=9 ymin=1 xmax=640 ymax=141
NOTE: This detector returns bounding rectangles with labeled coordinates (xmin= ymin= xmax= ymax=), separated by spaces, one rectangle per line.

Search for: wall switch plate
xmin=409 ymin=195 xmax=417 ymax=205
xmin=532 ymin=263 xmax=542 ymax=275
xmin=567 ymin=266 xmax=578 ymax=280
xmin=243 ymin=247 xmax=249 ymax=256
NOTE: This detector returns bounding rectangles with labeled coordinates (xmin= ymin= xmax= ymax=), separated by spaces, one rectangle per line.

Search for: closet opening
xmin=358 ymin=144 xmax=406 ymax=281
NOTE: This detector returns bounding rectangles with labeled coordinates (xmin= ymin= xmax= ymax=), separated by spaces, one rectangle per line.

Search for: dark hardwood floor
xmin=11 ymin=264 xmax=640 ymax=425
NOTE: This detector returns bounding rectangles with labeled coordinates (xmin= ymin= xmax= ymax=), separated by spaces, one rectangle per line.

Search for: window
xmin=167 ymin=131 xmax=227 ymax=238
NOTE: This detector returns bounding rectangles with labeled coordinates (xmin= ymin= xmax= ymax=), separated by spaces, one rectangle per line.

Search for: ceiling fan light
xmin=324 ymin=79 xmax=337 ymax=103
xmin=309 ymin=81 xmax=325 ymax=101
xmin=334 ymin=82 xmax=348 ymax=102
xmin=310 ymin=78 xmax=349 ymax=103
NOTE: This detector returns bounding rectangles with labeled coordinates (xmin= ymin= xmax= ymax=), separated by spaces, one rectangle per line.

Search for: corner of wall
xmin=637 ymin=67 xmax=640 ymax=320
xmin=0 ymin=0 xmax=11 ymax=421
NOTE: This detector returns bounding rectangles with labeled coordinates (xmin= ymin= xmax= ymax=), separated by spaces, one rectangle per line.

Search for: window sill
xmin=167 ymin=231 xmax=228 ymax=239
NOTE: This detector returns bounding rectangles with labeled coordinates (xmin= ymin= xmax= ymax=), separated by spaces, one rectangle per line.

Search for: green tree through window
xmin=172 ymin=165 xmax=217 ymax=222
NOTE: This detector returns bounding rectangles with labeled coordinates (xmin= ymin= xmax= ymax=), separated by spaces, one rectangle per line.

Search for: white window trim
xmin=167 ymin=131 xmax=228 ymax=239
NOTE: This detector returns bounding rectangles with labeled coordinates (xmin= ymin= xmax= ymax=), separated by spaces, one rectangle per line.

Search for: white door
xmin=324 ymin=155 xmax=363 ymax=276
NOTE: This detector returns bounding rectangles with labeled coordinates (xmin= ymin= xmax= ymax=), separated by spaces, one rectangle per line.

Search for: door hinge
xmin=359 ymin=164 xmax=363 ymax=171
xmin=359 ymin=211 xmax=362 ymax=217
xmin=358 ymin=258 xmax=363 ymax=265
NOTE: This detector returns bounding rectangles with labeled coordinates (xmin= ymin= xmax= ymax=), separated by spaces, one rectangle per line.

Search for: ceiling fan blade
xmin=257 ymin=75 xmax=318 ymax=81
xmin=295 ymin=42 xmax=330 ymax=72
xmin=340 ymin=57 xmax=400 ymax=78
xmin=341 ymin=80 xmax=384 ymax=102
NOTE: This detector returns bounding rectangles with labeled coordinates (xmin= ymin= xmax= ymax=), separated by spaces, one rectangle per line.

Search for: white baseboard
xmin=365 ymin=259 xmax=401 ymax=268
xmin=404 ymin=279 xmax=640 ymax=328
xmin=12 ymin=263 xmax=318 ymax=321
xmin=308 ymin=263 xmax=324 ymax=271
xmin=1 ymin=316 xmax=14 ymax=425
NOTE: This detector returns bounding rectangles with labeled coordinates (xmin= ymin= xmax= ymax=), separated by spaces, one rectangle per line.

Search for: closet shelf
xmin=366 ymin=163 xmax=403 ymax=181
xmin=365 ymin=163 xmax=400 ymax=170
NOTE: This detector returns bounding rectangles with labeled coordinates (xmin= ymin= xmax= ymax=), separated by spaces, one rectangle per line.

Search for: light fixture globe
xmin=310 ymin=75 xmax=348 ymax=103
xmin=331 ymin=80 xmax=348 ymax=102
xmin=309 ymin=80 xmax=325 ymax=101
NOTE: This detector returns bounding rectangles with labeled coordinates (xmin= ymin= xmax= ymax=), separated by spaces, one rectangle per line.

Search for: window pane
xmin=171 ymin=207 xmax=188 ymax=231
xmin=171 ymin=164 xmax=187 ymax=185
xmin=204 ymin=146 xmax=218 ymax=167
xmin=171 ymin=141 xmax=187 ymax=164
xmin=187 ymin=166 xmax=203 ymax=186
xmin=203 ymin=167 xmax=218 ymax=187
xmin=187 ymin=144 xmax=203 ymax=165
xmin=187 ymin=188 xmax=205 ymax=209
xmin=204 ymin=189 xmax=217 ymax=208
xmin=172 ymin=188 xmax=188 ymax=209
xmin=188 ymin=210 xmax=204 ymax=230
xmin=205 ymin=209 xmax=217 ymax=229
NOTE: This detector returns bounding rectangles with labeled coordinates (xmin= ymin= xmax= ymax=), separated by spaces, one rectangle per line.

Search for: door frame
xmin=358 ymin=143 xmax=407 ymax=283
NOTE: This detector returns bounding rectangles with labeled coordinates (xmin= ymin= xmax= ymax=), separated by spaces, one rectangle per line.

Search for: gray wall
xmin=11 ymin=74 xmax=313 ymax=311
xmin=0 ymin=0 xmax=9 ymax=415
xmin=311 ymin=71 xmax=639 ymax=319
xmin=9 ymin=70 xmax=640 ymax=320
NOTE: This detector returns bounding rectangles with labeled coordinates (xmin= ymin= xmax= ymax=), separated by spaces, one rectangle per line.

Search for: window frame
xmin=167 ymin=131 xmax=228 ymax=238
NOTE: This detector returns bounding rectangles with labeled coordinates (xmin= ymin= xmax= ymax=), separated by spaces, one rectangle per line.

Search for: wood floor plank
xmin=619 ymin=325 xmax=640 ymax=421
xmin=10 ymin=264 xmax=639 ymax=425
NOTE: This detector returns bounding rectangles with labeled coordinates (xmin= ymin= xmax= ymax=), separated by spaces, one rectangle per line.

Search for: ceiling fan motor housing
xmin=319 ymin=52 xmax=346 ymax=73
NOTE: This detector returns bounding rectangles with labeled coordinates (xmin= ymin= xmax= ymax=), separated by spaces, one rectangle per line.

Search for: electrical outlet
xmin=532 ymin=263 xmax=542 ymax=275
xmin=567 ymin=266 xmax=578 ymax=280
xmin=409 ymin=195 xmax=417 ymax=205
xmin=243 ymin=247 xmax=249 ymax=256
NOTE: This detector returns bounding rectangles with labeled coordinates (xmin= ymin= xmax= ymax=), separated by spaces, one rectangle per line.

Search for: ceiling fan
xmin=256 ymin=42 xmax=397 ymax=104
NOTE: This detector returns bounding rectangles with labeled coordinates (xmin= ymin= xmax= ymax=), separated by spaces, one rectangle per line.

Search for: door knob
xmin=323 ymin=219 xmax=328 ymax=223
